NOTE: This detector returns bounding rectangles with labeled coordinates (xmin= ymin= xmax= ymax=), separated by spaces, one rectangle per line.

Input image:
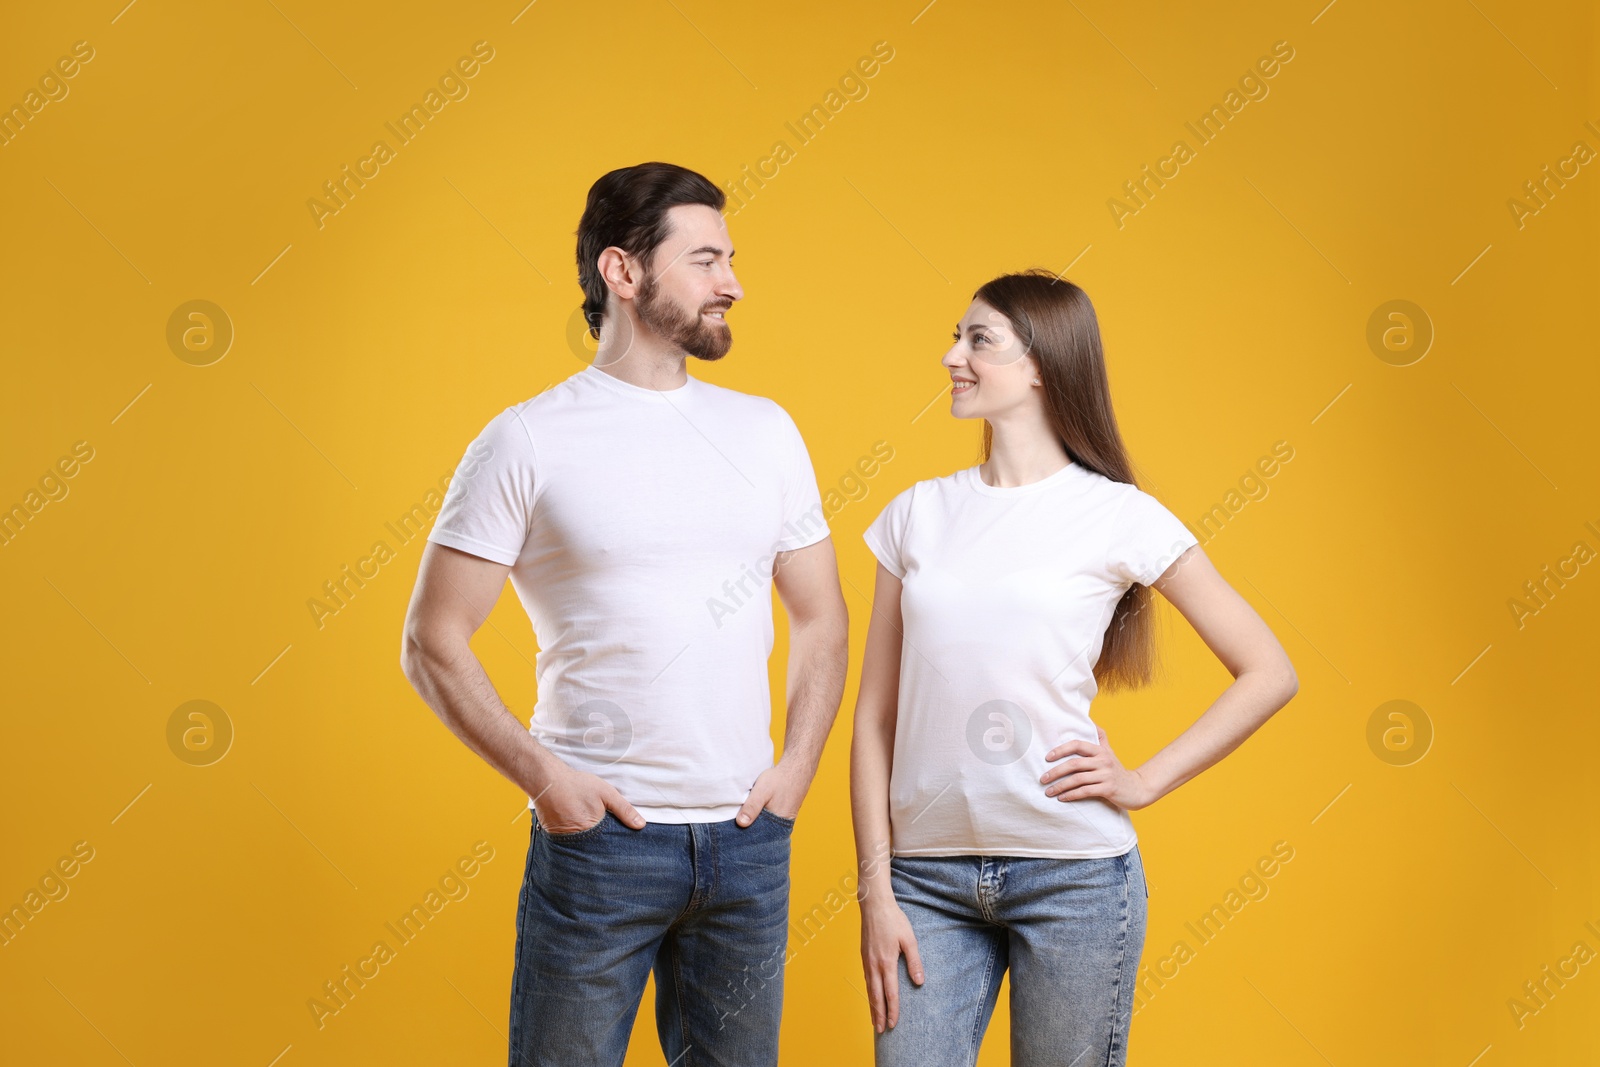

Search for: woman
xmin=851 ymin=270 xmax=1299 ymax=1066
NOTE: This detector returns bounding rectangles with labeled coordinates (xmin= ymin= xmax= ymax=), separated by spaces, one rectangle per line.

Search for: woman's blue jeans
xmin=876 ymin=845 xmax=1150 ymax=1067
xmin=507 ymin=809 xmax=793 ymax=1067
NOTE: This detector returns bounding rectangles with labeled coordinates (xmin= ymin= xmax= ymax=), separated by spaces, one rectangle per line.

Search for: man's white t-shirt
xmin=862 ymin=461 xmax=1199 ymax=858
xmin=427 ymin=364 xmax=830 ymax=823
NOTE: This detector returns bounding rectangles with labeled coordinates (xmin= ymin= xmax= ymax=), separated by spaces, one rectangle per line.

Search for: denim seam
xmin=1101 ymin=852 xmax=1134 ymax=1067
xmin=507 ymin=822 xmax=538 ymax=1064
xmin=969 ymin=928 xmax=1001 ymax=1067
xmin=975 ymin=859 xmax=997 ymax=924
xmin=708 ymin=821 xmax=721 ymax=907
xmin=684 ymin=823 xmax=723 ymax=913
xmin=668 ymin=941 xmax=694 ymax=1067
xmin=685 ymin=825 xmax=707 ymax=913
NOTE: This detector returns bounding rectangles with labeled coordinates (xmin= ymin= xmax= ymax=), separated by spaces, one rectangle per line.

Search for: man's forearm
xmin=777 ymin=612 xmax=849 ymax=780
xmin=402 ymin=636 xmax=565 ymax=799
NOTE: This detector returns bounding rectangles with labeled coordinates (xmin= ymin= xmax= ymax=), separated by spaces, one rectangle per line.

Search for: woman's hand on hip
xmin=1040 ymin=724 xmax=1155 ymax=811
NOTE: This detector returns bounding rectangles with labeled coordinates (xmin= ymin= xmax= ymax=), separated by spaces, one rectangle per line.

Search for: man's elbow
xmin=399 ymin=627 xmax=425 ymax=687
xmin=816 ymin=597 xmax=851 ymax=660
xmin=791 ymin=590 xmax=849 ymax=644
xmin=399 ymin=623 xmax=450 ymax=688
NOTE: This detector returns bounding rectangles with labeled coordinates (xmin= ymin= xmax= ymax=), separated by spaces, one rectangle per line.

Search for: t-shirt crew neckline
xmin=580 ymin=363 xmax=701 ymax=398
xmin=960 ymin=461 xmax=1088 ymax=497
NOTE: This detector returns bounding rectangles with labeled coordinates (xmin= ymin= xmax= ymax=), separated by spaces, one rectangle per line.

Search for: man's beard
xmin=636 ymin=273 xmax=732 ymax=361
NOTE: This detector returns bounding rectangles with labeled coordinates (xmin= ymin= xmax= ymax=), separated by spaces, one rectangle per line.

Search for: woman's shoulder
xmin=881 ymin=467 xmax=969 ymax=508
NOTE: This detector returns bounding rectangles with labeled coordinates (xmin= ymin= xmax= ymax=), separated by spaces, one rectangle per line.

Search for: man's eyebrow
xmin=688 ymin=244 xmax=729 ymax=257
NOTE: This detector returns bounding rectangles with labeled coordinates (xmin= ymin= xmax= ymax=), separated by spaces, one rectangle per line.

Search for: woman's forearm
xmin=851 ymin=564 xmax=906 ymax=909
xmin=850 ymin=707 xmax=898 ymax=909
xmin=1133 ymin=665 xmax=1298 ymax=806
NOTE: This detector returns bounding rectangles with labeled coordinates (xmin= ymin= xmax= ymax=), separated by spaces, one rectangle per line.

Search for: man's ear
xmin=598 ymin=246 xmax=641 ymax=302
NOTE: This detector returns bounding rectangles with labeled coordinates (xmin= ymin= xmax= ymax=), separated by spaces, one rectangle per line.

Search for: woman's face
xmin=942 ymin=298 xmax=1040 ymax=420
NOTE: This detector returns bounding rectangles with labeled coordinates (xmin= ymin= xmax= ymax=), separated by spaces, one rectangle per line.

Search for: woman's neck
xmin=980 ymin=419 xmax=1072 ymax=488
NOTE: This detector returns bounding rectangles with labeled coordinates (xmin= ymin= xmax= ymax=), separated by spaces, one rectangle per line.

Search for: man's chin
xmin=683 ymin=327 xmax=732 ymax=362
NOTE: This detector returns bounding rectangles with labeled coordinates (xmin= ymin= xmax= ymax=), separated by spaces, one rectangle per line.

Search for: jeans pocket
xmin=759 ymin=808 xmax=796 ymax=831
xmin=541 ymin=812 xmax=609 ymax=841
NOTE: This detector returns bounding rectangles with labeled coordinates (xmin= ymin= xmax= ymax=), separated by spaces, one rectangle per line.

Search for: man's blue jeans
xmin=507 ymin=808 xmax=793 ymax=1067
xmin=876 ymin=846 xmax=1149 ymax=1067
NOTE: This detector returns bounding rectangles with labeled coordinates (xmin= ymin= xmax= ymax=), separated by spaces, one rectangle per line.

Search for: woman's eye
xmin=973 ymin=334 xmax=989 ymax=345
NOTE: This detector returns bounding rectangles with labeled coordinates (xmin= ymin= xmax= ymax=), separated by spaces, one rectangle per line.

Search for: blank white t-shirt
xmin=427 ymin=365 xmax=829 ymax=823
xmin=862 ymin=462 xmax=1198 ymax=858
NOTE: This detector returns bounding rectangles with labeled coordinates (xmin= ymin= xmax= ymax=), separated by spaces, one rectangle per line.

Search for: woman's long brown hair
xmin=973 ymin=269 xmax=1172 ymax=693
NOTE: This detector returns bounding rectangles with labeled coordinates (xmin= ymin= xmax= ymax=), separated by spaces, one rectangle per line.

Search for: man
xmin=399 ymin=161 xmax=848 ymax=1067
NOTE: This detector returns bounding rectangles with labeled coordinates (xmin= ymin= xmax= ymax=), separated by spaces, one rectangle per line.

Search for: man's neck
xmin=592 ymin=333 xmax=690 ymax=391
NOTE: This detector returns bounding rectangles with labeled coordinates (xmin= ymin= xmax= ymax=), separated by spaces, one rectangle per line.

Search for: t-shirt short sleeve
xmin=862 ymin=485 xmax=914 ymax=580
xmin=1108 ymin=487 xmax=1199 ymax=586
xmin=772 ymin=406 xmax=830 ymax=552
xmin=426 ymin=407 xmax=537 ymax=566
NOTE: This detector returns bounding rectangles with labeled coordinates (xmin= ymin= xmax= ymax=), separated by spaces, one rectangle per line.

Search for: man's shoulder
xmin=692 ymin=376 xmax=791 ymax=419
xmin=495 ymin=372 xmax=602 ymax=430
xmin=689 ymin=379 xmax=810 ymax=455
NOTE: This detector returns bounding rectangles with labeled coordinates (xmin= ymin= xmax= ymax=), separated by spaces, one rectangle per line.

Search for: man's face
xmin=635 ymin=204 xmax=744 ymax=361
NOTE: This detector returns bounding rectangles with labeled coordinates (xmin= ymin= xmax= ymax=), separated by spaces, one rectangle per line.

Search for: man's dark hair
xmin=575 ymin=162 xmax=726 ymax=337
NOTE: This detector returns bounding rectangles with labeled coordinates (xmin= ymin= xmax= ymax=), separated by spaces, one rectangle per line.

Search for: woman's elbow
xmin=1273 ymin=657 xmax=1300 ymax=705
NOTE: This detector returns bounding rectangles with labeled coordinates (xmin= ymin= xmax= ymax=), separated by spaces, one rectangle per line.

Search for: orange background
xmin=2 ymin=1 xmax=1596 ymax=1063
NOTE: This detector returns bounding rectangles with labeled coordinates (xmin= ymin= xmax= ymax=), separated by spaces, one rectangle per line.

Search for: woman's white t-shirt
xmin=862 ymin=462 xmax=1199 ymax=859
